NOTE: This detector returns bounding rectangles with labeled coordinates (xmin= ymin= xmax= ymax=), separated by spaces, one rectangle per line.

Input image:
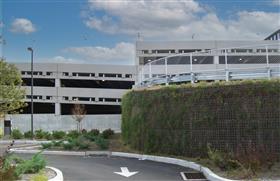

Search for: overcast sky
xmin=0 ymin=0 xmax=279 ymax=65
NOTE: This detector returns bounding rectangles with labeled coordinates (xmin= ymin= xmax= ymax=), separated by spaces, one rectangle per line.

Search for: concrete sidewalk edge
xmin=47 ymin=166 xmax=63 ymax=181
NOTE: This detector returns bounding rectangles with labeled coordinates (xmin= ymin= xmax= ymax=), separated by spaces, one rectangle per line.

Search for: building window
xmin=74 ymin=72 xmax=90 ymax=77
xmin=62 ymin=96 xmax=68 ymax=101
xmin=125 ymin=74 xmax=132 ymax=78
xmin=78 ymin=97 xmax=90 ymax=101
xmin=63 ymin=72 xmax=69 ymax=76
xmin=157 ymin=50 xmax=175 ymax=54
xmin=46 ymin=72 xmax=52 ymax=76
xmin=46 ymin=96 xmax=52 ymax=100
xmin=142 ymin=50 xmax=149 ymax=54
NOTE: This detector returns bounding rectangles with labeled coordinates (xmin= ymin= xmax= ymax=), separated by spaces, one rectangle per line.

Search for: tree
xmin=0 ymin=59 xmax=26 ymax=118
xmin=71 ymin=104 xmax=87 ymax=132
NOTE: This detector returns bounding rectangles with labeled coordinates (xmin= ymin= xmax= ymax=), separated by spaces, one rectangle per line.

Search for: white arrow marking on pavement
xmin=114 ymin=167 xmax=139 ymax=178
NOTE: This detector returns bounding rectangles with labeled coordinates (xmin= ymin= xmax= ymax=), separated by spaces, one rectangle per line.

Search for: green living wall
xmin=122 ymin=79 xmax=280 ymax=157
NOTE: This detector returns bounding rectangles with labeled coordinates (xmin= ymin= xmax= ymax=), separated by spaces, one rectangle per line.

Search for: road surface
xmin=17 ymin=154 xmax=193 ymax=181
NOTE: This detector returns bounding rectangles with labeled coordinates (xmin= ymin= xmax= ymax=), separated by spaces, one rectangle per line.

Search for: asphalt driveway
xmin=17 ymin=154 xmax=193 ymax=181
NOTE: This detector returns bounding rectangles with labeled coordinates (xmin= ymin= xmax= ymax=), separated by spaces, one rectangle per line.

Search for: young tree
xmin=71 ymin=104 xmax=87 ymax=132
xmin=0 ymin=59 xmax=26 ymax=119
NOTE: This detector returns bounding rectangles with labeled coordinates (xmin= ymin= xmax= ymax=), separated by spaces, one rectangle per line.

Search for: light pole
xmin=27 ymin=47 xmax=34 ymax=138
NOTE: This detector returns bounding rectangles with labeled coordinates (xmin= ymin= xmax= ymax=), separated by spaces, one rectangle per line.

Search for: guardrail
xmin=136 ymin=43 xmax=280 ymax=88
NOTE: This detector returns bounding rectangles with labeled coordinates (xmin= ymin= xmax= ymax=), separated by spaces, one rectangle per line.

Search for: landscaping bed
xmin=19 ymin=167 xmax=56 ymax=181
xmin=7 ymin=130 xmax=280 ymax=180
xmin=0 ymin=151 xmax=49 ymax=181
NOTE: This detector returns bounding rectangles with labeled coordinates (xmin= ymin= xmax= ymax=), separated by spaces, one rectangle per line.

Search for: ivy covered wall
xmin=122 ymin=79 xmax=280 ymax=157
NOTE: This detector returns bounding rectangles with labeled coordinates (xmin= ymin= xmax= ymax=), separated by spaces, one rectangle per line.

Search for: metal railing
xmin=136 ymin=43 xmax=280 ymax=87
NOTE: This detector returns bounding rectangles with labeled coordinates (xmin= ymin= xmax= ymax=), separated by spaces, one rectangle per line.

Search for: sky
xmin=0 ymin=0 xmax=279 ymax=65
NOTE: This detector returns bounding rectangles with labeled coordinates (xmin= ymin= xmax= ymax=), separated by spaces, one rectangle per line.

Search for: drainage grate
xmin=180 ymin=171 xmax=208 ymax=181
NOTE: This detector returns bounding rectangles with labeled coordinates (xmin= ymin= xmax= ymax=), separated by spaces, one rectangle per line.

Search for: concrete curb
xmin=9 ymin=148 xmax=237 ymax=181
xmin=10 ymin=148 xmax=86 ymax=156
xmin=47 ymin=166 xmax=63 ymax=181
xmin=110 ymin=152 xmax=237 ymax=181
xmin=0 ymin=140 xmax=52 ymax=144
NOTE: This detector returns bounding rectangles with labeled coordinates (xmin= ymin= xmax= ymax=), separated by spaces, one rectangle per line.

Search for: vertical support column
xmin=55 ymin=77 xmax=61 ymax=116
xmin=149 ymin=62 xmax=152 ymax=79
xmin=55 ymin=103 xmax=61 ymax=116
xmin=165 ymin=58 xmax=168 ymax=85
xmin=141 ymin=66 xmax=144 ymax=84
xmin=139 ymin=67 xmax=142 ymax=85
xmin=225 ymin=49 xmax=229 ymax=82
xmin=55 ymin=78 xmax=60 ymax=87
xmin=266 ymin=45 xmax=269 ymax=67
xmin=266 ymin=45 xmax=271 ymax=79
xmin=190 ymin=53 xmax=195 ymax=84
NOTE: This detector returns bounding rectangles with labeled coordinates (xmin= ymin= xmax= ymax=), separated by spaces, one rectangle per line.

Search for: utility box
xmin=4 ymin=119 xmax=11 ymax=136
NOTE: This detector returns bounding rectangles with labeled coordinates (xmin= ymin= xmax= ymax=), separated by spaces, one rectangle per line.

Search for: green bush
xmin=35 ymin=130 xmax=45 ymax=139
xmin=0 ymin=128 xmax=3 ymax=139
xmin=41 ymin=143 xmax=52 ymax=149
xmin=84 ymin=129 xmax=100 ymax=142
xmin=122 ymin=79 xmax=280 ymax=157
xmin=52 ymin=131 xmax=66 ymax=139
xmin=95 ymin=136 xmax=109 ymax=150
xmin=75 ymin=136 xmax=90 ymax=150
xmin=11 ymin=129 xmax=23 ymax=139
xmin=67 ymin=130 xmax=80 ymax=139
xmin=101 ymin=129 xmax=114 ymax=139
xmin=15 ymin=152 xmax=46 ymax=177
xmin=44 ymin=132 xmax=52 ymax=140
xmin=52 ymin=140 xmax=63 ymax=147
xmin=0 ymin=156 xmax=17 ymax=180
xmin=24 ymin=131 xmax=33 ymax=139
xmin=81 ymin=129 xmax=87 ymax=134
xmin=62 ymin=142 xmax=74 ymax=150
xmin=30 ymin=171 xmax=48 ymax=181
xmin=90 ymin=129 xmax=100 ymax=136
xmin=207 ymin=145 xmax=241 ymax=170
xmin=78 ymin=142 xmax=90 ymax=150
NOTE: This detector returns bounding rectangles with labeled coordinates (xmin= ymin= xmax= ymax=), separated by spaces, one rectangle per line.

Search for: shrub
xmin=35 ymin=130 xmax=46 ymax=139
xmin=0 ymin=128 xmax=3 ymax=139
xmin=89 ymin=129 xmax=100 ymax=136
xmin=207 ymin=145 xmax=241 ymax=171
xmin=95 ymin=136 xmax=109 ymax=150
xmin=11 ymin=129 xmax=23 ymax=139
xmin=41 ymin=143 xmax=52 ymax=149
xmin=78 ymin=142 xmax=90 ymax=150
xmin=30 ymin=171 xmax=48 ymax=181
xmin=0 ymin=156 xmax=17 ymax=180
xmin=24 ymin=131 xmax=33 ymax=139
xmin=81 ymin=129 xmax=87 ymax=134
xmin=101 ymin=129 xmax=114 ymax=139
xmin=52 ymin=131 xmax=66 ymax=139
xmin=67 ymin=130 xmax=80 ymax=139
xmin=62 ymin=142 xmax=74 ymax=150
xmin=52 ymin=141 xmax=63 ymax=147
xmin=235 ymin=143 xmax=277 ymax=172
xmin=15 ymin=152 xmax=46 ymax=177
xmin=44 ymin=132 xmax=52 ymax=140
xmin=74 ymin=136 xmax=90 ymax=150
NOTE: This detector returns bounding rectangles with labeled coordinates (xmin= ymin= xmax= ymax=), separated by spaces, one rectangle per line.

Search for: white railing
xmin=136 ymin=43 xmax=280 ymax=87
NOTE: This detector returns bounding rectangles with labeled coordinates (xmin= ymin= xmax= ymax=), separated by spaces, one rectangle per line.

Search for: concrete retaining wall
xmin=3 ymin=114 xmax=121 ymax=132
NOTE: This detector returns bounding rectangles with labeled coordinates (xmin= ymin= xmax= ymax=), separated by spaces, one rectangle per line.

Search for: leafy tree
xmin=0 ymin=59 xmax=26 ymax=118
xmin=71 ymin=104 xmax=87 ymax=132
